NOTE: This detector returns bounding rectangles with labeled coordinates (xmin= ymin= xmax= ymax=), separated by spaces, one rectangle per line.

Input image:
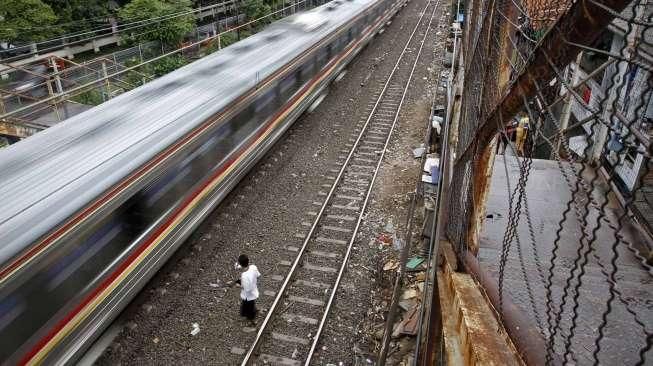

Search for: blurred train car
xmin=0 ymin=0 xmax=404 ymax=363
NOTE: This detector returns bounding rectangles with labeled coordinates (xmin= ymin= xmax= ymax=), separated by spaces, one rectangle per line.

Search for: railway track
xmin=241 ymin=0 xmax=441 ymax=364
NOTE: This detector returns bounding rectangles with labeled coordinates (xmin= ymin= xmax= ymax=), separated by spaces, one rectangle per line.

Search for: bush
xmin=72 ymin=89 xmax=105 ymax=106
xmin=119 ymin=0 xmax=195 ymax=47
xmin=151 ymin=54 xmax=188 ymax=77
xmin=219 ymin=31 xmax=238 ymax=48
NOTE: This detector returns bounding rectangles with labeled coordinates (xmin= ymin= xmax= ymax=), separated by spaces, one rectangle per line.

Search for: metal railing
xmin=0 ymin=0 xmax=315 ymax=140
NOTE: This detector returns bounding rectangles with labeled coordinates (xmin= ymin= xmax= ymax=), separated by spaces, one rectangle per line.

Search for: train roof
xmin=0 ymin=0 xmax=377 ymax=263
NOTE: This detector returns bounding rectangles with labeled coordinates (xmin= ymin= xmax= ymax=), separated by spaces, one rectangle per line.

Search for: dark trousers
xmin=240 ymin=299 xmax=257 ymax=320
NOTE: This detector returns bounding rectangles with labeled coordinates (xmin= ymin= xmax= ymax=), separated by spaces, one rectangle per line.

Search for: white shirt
xmin=240 ymin=265 xmax=261 ymax=301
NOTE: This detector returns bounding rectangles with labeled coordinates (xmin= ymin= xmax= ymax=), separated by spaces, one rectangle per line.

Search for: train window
xmin=360 ymin=18 xmax=368 ymax=32
xmin=300 ymin=61 xmax=316 ymax=82
xmin=254 ymin=87 xmax=279 ymax=122
xmin=279 ymin=71 xmax=299 ymax=102
xmin=316 ymin=46 xmax=329 ymax=70
xmin=231 ymin=104 xmax=259 ymax=143
xmin=233 ymin=105 xmax=254 ymax=128
xmin=329 ymin=40 xmax=340 ymax=57
xmin=340 ymin=34 xmax=349 ymax=49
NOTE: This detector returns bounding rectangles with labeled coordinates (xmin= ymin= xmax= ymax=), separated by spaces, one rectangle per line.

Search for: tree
xmin=118 ymin=0 xmax=195 ymax=46
xmin=0 ymin=0 xmax=58 ymax=43
xmin=244 ymin=0 xmax=271 ymax=25
xmin=43 ymin=0 xmax=111 ymax=33
xmin=151 ymin=54 xmax=187 ymax=76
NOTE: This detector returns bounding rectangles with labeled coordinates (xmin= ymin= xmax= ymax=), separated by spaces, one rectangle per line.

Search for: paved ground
xmin=479 ymin=156 xmax=653 ymax=365
xmin=94 ymin=0 xmax=450 ymax=364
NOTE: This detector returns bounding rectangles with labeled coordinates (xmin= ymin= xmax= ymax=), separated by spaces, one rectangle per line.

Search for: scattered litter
xmin=423 ymin=157 xmax=440 ymax=174
xmin=291 ymin=348 xmax=299 ymax=359
xmin=190 ymin=323 xmax=200 ymax=336
xmin=384 ymin=219 xmax=395 ymax=233
xmin=209 ymin=283 xmax=221 ymax=288
xmin=377 ymin=233 xmax=393 ymax=245
xmin=432 ymin=115 xmax=443 ymax=135
xmin=399 ymin=305 xmax=420 ymax=336
xmin=401 ymin=289 xmax=418 ymax=299
xmin=391 ymin=320 xmax=403 ymax=338
xmin=406 ymin=257 xmax=424 ymax=269
xmin=374 ymin=327 xmax=385 ymax=340
xmin=383 ymin=260 xmax=399 ymax=271
xmin=412 ymin=146 xmax=425 ymax=158
xmin=422 ymin=174 xmax=436 ymax=184
xmin=417 ymin=281 xmax=425 ymax=293
xmin=398 ymin=299 xmax=417 ymax=311
xmin=422 ymin=158 xmax=440 ymax=184
xmin=393 ymin=236 xmax=403 ymax=250
xmin=153 ymin=337 xmax=160 ymax=344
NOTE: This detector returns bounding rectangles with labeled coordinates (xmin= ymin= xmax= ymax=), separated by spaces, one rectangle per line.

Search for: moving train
xmin=0 ymin=0 xmax=404 ymax=363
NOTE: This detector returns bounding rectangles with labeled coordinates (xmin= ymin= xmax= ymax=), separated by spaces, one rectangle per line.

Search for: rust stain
xmin=0 ymin=121 xmax=38 ymax=139
xmin=438 ymin=241 xmax=524 ymax=366
xmin=467 ymin=140 xmax=497 ymax=256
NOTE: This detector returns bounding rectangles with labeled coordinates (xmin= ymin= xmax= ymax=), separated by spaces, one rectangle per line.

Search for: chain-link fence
xmin=444 ymin=0 xmax=652 ymax=364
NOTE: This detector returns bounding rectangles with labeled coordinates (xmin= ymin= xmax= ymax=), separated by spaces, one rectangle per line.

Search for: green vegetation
xmin=43 ymin=0 xmax=111 ymax=33
xmin=0 ymin=0 xmax=59 ymax=43
xmin=244 ymin=0 xmax=272 ymax=27
xmin=119 ymin=0 xmax=195 ymax=47
xmin=71 ymin=88 xmax=105 ymax=105
xmin=151 ymin=54 xmax=188 ymax=76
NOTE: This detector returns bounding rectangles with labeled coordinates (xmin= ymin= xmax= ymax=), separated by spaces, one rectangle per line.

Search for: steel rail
xmin=240 ymin=0 xmax=435 ymax=363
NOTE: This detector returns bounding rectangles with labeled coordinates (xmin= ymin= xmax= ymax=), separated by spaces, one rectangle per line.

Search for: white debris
xmin=412 ymin=145 xmax=425 ymax=158
xmin=190 ymin=323 xmax=200 ymax=336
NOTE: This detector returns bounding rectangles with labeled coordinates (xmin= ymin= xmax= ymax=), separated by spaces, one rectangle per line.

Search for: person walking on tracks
xmin=235 ymin=254 xmax=261 ymax=325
